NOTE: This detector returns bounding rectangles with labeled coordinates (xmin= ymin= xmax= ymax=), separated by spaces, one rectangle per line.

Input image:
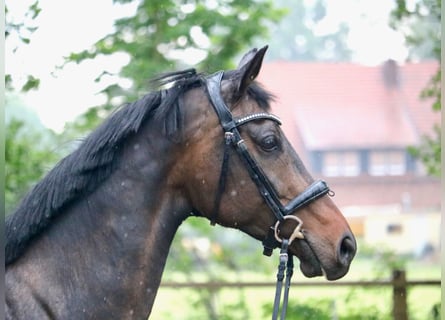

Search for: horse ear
xmin=235 ymin=45 xmax=268 ymax=94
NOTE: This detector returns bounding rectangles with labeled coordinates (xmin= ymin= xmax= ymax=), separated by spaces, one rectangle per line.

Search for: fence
xmin=160 ymin=269 xmax=440 ymax=320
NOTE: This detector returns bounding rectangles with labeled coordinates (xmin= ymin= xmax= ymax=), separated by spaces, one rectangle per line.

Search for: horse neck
xmin=9 ymin=130 xmax=192 ymax=319
xmin=74 ymin=133 xmax=191 ymax=318
xmin=81 ymin=170 xmax=190 ymax=317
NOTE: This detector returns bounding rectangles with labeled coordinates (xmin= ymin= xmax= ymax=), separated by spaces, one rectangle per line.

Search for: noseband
xmin=205 ymin=71 xmax=332 ymax=319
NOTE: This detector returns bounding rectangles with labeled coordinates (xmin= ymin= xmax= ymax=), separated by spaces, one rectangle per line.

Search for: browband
xmin=235 ymin=113 xmax=282 ymax=127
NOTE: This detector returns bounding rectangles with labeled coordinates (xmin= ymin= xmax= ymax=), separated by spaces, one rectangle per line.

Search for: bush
xmin=262 ymin=298 xmax=389 ymax=320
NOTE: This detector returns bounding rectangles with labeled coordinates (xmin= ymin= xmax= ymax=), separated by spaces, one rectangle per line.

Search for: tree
xmin=5 ymin=115 xmax=59 ymax=214
xmin=262 ymin=0 xmax=351 ymax=61
xmin=390 ymin=0 xmax=441 ymax=177
xmin=5 ymin=1 xmax=63 ymax=214
xmin=65 ymin=0 xmax=285 ymax=133
xmin=5 ymin=1 xmax=42 ymax=91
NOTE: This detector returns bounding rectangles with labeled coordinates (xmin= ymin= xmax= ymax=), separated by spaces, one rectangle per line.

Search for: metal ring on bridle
xmin=274 ymin=215 xmax=305 ymax=245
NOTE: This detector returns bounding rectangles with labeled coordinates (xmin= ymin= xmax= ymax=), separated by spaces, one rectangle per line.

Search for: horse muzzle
xmin=294 ymin=230 xmax=356 ymax=280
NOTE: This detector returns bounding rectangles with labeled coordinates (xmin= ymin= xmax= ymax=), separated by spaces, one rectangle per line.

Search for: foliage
xmin=5 ymin=1 xmax=41 ymax=46
xmin=263 ymin=0 xmax=351 ymax=61
xmin=165 ymin=220 xmax=273 ymax=318
xmin=5 ymin=1 xmax=42 ymax=91
xmin=265 ymin=299 xmax=332 ymax=320
xmin=5 ymin=1 xmax=59 ymax=217
xmin=183 ymin=287 xmax=250 ymax=320
xmin=5 ymin=119 xmax=58 ymax=214
xmin=65 ymin=0 xmax=285 ymax=134
xmin=262 ymin=298 xmax=389 ymax=320
xmin=390 ymin=0 xmax=441 ymax=60
xmin=355 ymin=242 xmax=407 ymax=278
xmin=430 ymin=303 xmax=441 ymax=320
xmin=390 ymin=0 xmax=441 ymax=177
xmin=408 ymin=125 xmax=441 ymax=176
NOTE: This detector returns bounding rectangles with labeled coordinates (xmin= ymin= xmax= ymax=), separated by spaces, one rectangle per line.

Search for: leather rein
xmin=204 ymin=71 xmax=332 ymax=319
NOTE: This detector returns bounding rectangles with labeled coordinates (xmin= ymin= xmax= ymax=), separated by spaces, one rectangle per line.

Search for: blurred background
xmin=5 ymin=0 xmax=440 ymax=319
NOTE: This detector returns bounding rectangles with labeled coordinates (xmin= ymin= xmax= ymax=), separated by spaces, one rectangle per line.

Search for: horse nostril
xmin=338 ymin=233 xmax=357 ymax=266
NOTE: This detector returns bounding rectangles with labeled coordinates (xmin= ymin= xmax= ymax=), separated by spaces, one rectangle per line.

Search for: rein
xmin=204 ymin=71 xmax=332 ymax=319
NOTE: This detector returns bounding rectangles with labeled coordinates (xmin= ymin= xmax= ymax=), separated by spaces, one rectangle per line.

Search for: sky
xmin=6 ymin=0 xmax=410 ymax=132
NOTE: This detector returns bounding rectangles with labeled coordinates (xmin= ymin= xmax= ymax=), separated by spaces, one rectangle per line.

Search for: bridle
xmin=205 ymin=71 xmax=331 ymax=245
xmin=204 ymin=71 xmax=332 ymax=319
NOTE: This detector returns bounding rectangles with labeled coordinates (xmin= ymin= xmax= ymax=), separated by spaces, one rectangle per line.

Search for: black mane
xmin=5 ymin=69 xmax=273 ymax=265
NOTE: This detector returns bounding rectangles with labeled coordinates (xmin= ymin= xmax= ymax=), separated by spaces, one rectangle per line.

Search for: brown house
xmin=258 ymin=61 xmax=440 ymax=214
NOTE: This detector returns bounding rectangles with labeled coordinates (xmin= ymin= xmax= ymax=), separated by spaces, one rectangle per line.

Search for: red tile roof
xmin=258 ymin=61 xmax=440 ymax=151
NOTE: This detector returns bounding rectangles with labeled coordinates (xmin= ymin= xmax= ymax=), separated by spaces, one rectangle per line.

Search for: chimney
xmin=381 ymin=59 xmax=400 ymax=89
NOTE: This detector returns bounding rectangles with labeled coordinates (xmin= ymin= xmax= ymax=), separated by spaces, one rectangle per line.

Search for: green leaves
xmin=5 ymin=1 xmax=41 ymax=92
xmin=21 ymin=75 xmax=40 ymax=92
xmin=58 ymin=0 xmax=291 ymax=146
xmin=28 ymin=1 xmax=42 ymax=20
xmin=5 ymin=119 xmax=58 ymax=214
xmin=263 ymin=0 xmax=351 ymax=61
xmin=64 ymin=0 xmax=283 ymax=134
xmin=66 ymin=50 xmax=99 ymax=64
xmin=390 ymin=0 xmax=441 ymax=60
xmin=420 ymin=69 xmax=441 ymax=112
xmin=408 ymin=125 xmax=441 ymax=177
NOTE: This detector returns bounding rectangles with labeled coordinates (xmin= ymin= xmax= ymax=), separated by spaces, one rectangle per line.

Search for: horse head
xmin=179 ymin=46 xmax=356 ymax=280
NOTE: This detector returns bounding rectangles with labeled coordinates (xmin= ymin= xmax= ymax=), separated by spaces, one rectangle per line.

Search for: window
xmin=369 ymin=151 xmax=405 ymax=176
xmin=386 ymin=223 xmax=403 ymax=235
xmin=322 ymin=151 xmax=360 ymax=177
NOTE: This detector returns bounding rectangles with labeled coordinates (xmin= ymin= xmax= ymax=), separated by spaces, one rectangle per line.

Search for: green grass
xmin=150 ymin=258 xmax=440 ymax=319
xmin=152 ymin=284 xmax=440 ymax=319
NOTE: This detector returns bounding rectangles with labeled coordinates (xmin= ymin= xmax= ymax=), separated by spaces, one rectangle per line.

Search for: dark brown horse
xmin=5 ymin=47 xmax=356 ymax=319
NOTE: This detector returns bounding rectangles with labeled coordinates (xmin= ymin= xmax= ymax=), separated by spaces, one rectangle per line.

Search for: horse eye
xmin=260 ymin=135 xmax=279 ymax=152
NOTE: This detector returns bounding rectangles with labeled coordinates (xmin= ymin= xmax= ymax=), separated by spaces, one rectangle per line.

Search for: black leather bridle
xmin=204 ymin=71 xmax=332 ymax=319
xmin=205 ymin=71 xmax=331 ymax=250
